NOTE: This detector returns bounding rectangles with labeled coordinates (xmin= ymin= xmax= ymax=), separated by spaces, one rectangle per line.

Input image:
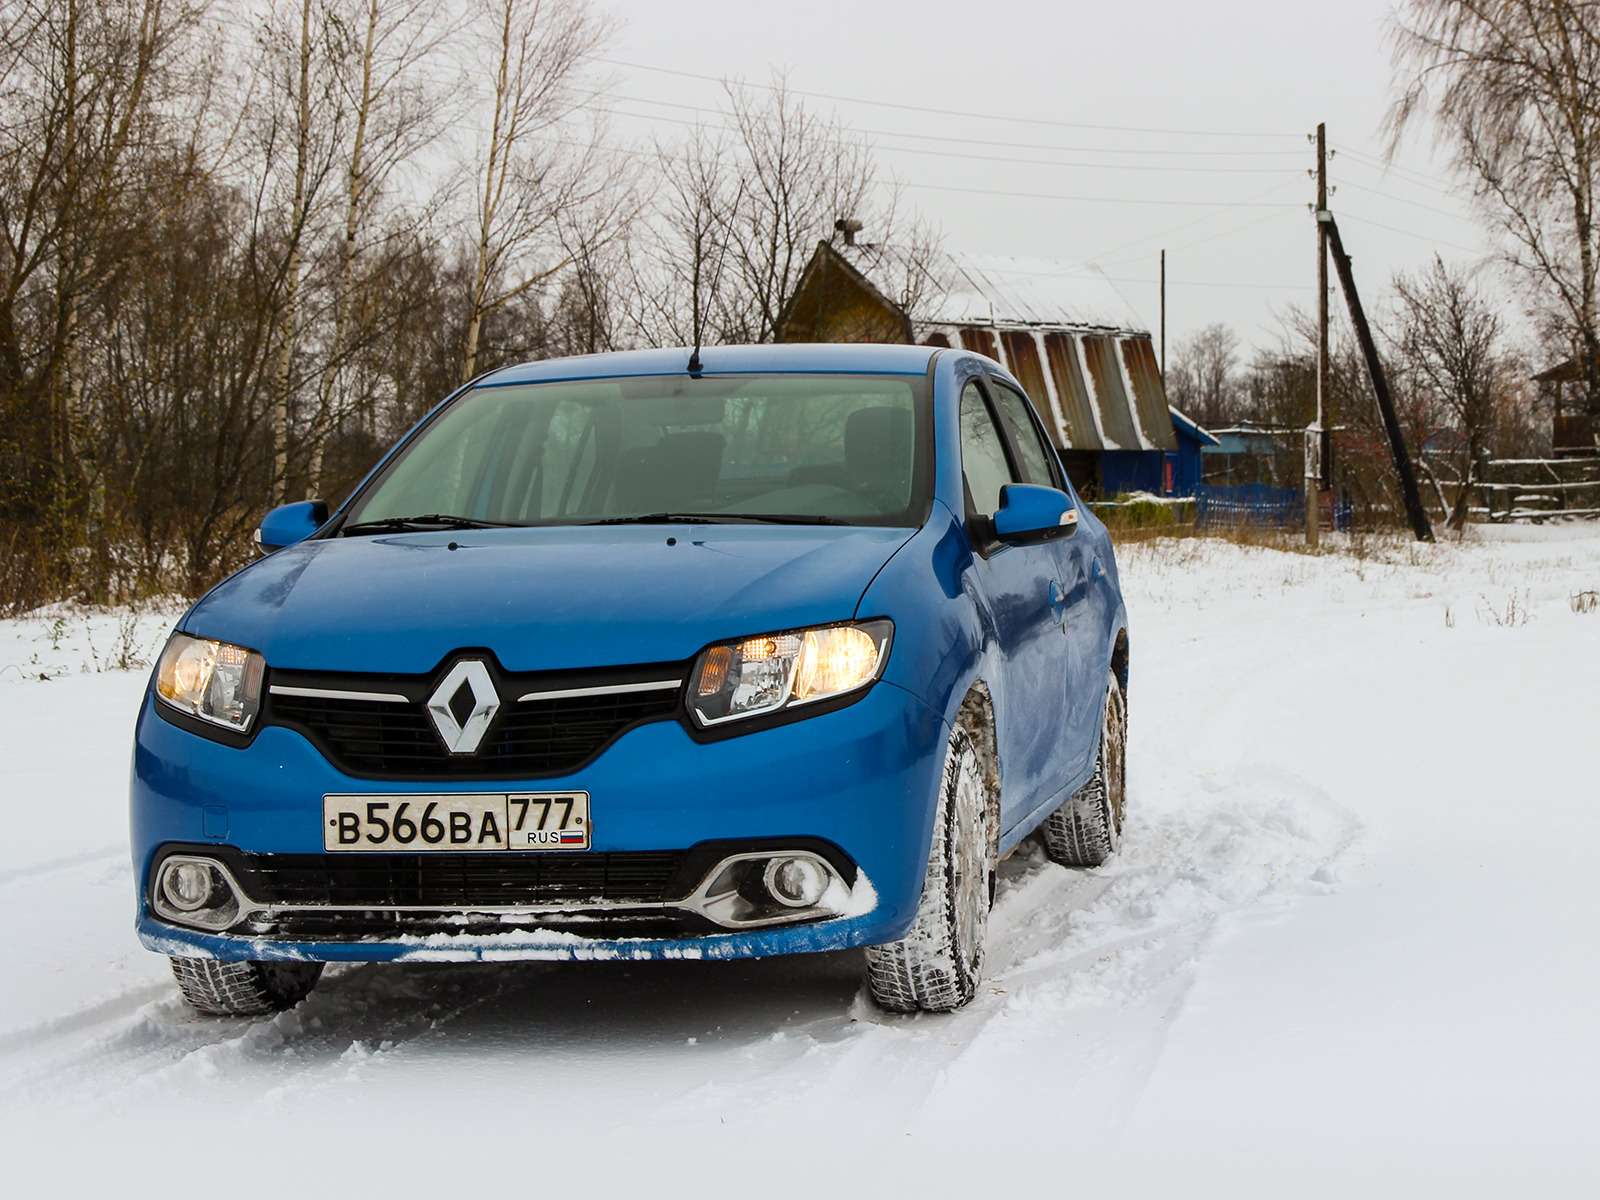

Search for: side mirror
xmin=255 ymin=499 xmax=329 ymax=553
xmin=992 ymin=484 xmax=1078 ymax=545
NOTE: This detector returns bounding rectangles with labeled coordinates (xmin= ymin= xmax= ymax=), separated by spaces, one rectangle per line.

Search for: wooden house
xmin=777 ymin=236 xmax=1215 ymax=498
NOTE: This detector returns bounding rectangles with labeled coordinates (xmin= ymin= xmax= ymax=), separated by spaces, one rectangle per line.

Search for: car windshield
xmin=344 ymin=373 xmax=928 ymax=529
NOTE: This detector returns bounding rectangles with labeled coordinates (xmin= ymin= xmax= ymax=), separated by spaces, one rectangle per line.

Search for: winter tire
xmin=1041 ymin=668 xmax=1127 ymax=867
xmin=865 ymin=718 xmax=998 ymax=1013
xmin=169 ymin=957 xmax=324 ymax=1016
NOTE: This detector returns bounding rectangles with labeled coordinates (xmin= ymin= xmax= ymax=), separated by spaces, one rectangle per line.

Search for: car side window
xmin=959 ymin=380 xmax=1017 ymax=516
xmin=988 ymin=380 xmax=1058 ymax=489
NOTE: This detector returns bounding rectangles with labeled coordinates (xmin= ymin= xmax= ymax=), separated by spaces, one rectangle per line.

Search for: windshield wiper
xmin=341 ymin=514 xmax=519 ymax=535
xmin=584 ymin=512 xmax=851 ymax=527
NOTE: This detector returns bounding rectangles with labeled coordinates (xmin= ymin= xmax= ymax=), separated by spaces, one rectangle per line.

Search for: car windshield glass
xmin=344 ymin=373 xmax=928 ymax=529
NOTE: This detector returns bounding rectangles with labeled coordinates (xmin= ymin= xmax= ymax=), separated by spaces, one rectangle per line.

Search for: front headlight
xmin=689 ymin=620 xmax=892 ymax=727
xmin=155 ymin=633 xmax=265 ymax=733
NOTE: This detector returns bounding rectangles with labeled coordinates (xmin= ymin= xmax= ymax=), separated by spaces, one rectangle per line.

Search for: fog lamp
xmin=763 ymin=856 xmax=829 ymax=909
xmin=162 ymin=860 xmax=219 ymax=912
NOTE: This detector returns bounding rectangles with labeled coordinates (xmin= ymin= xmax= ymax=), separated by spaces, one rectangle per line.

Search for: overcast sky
xmin=599 ymin=0 xmax=1504 ymax=358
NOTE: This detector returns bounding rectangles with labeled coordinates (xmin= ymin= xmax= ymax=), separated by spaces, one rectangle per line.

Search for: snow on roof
xmin=1169 ymin=406 xmax=1221 ymax=446
xmin=837 ymin=242 xmax=1147 ymax=334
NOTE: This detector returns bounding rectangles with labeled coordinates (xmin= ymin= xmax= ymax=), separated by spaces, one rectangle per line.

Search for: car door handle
xmin=1091 ymin=557 xmax=1106 ymax=582
xmin=1049 ymin=581 xmax=1069 ymax=629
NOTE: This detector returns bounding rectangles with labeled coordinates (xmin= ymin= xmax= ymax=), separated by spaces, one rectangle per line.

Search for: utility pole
xmin=1307 ymin=122 xmax=1328 ymax=548
xmin=1324 ymin=214 xmax=1434 ymax=543
xmin=1159 ymin=248 xmax=1167 ymax=377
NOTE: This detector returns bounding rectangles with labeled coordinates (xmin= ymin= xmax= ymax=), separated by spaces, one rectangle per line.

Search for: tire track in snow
xmin=3 ymin=960 xmax=518 ymax=1109
xmin=0 ymin=845 xmax=123 ymax=888
xmin=912 ymin=760 xmax=1362 ymax=1137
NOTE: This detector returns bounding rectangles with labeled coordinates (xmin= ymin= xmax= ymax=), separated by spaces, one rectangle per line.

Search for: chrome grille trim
xmin=269 ymin=684 xmax=410 ymax=704
xmin=515 ymin=679 xmax=681 ymax=703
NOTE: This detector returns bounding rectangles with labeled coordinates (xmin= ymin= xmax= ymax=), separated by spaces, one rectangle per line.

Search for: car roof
xmin=479 ymin=343 xmax=942 ymax=387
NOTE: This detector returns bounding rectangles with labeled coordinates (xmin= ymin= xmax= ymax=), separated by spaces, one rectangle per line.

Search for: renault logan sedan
xmin=133 ymin=343 xmax=1129 ymax=1015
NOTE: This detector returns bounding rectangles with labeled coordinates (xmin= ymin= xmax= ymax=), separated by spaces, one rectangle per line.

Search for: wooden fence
xmin=1450 ymin=457 xmax=1600 ymax=523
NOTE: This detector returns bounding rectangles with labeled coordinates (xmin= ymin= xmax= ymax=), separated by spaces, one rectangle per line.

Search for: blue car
xmin=133 ymin=343 xmax=1129 ymax=1014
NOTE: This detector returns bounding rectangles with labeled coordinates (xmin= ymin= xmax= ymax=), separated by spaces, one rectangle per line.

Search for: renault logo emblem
xmin=426 ymin=660 xmax=499 ymax=754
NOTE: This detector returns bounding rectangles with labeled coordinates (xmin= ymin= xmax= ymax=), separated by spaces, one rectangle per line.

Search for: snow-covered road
xmin=2 ymin=529 xmax=1597 ymax=1194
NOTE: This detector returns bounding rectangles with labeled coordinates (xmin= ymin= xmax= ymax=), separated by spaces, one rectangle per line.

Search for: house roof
xmin=1168 ymin=407 xmax=1220 ymax=446
xmin=776 ymin=238 xmax=1176 ymax=453
xmin=834 ymin=242 xmax=1146 ymax=335
xmin=1532 ymin=357 xmax=1585 ymax=383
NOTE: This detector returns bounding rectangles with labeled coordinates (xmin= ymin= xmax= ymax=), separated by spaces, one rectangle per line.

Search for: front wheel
xmin=865 ymin=718 xmax=998 ymax=1013
xmin=1041 ymin=668 xmax=1127 ymax=867
xmin=170 ymin=957 xmax=324 ymax=1016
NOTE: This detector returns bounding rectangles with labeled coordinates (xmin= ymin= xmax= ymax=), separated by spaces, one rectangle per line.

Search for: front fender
xmin=856 ymin=501 xmax=991 ymax=731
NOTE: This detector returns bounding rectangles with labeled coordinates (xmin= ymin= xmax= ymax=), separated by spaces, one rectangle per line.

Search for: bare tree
xmin=304 ymin=0 xmax=458 ymax=496
xmin=1389 ymin=0 xmax=1600 ymax=417
xmin=1166 ymin=323 xmax=1240 ymax=427
xmin=458 ymin=0 xmax=622 ymax=382
xmin=0 ymin=0 xmax=208 ymax=585
xmin=622 ymin=80 xmax=940 ymax=349
xmin=256 ymin=0 xmax=346 ymax=503
xmin=720 ymin=77 xmax=877 ymax=344
xmin=1390 ymin=255 xmax=1509 ymax=530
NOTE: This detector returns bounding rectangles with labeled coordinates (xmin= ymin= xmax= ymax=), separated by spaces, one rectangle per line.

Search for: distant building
xmin=1202 ymin=422 xmax=1303 ymax=486
xmin=777 ymin=236 xmax=1216 ymax=497
xmin=1530 ymin=358 xmax=1600 ymax=456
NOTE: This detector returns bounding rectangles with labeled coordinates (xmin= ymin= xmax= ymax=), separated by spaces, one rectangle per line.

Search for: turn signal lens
xmin=688 ymin=620 xmax=891 ymax=726
xmin=155 ymin=633 xmax=265 ymax=732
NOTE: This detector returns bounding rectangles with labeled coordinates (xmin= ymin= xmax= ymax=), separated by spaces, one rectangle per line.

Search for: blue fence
xmin=1196 ymin=483 xmax=1352 ymax=531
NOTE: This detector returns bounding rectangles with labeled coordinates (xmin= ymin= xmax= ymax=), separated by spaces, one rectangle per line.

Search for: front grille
xmin=219 ymin=850 xmax=689 ymax=908
xmin=266 ymin=663 xmax=683 ymax=779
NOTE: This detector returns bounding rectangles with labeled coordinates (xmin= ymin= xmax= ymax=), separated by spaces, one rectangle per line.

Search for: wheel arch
xmin=952 ymin=679 xmax=1001 ymax=811
xmin=1111 ymin=627 xmax=1130 ymax=702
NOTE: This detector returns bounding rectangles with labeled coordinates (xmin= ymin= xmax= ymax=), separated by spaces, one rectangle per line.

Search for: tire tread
xmin=169 ymin=957 xmax=323 ymax=1016
xmin=865 ymin=723 xmax=992 ymax=1013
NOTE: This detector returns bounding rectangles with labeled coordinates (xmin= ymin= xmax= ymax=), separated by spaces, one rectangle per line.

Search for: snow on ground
xmin=1 ymin=529 xmax=1597 ymax=1194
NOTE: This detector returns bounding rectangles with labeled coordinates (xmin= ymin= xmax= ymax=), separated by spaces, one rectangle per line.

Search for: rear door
xmin=956 ymin=379 xmax=1068 ymax=826
xmin=985 ymin=375 xmax=1101 ymax=784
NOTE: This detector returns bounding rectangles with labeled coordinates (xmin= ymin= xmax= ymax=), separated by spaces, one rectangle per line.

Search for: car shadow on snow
xmin=296 ymin=944 xmax=876 ymax=1054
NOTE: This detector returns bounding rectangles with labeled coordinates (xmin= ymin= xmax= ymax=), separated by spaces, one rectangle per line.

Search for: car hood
xmin=182 ymin=525 xmax=915 ymax=674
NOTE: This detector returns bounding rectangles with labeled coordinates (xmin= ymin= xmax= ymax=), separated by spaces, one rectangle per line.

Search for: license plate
xmin=323 ymin=793 xmax=590 ymax=852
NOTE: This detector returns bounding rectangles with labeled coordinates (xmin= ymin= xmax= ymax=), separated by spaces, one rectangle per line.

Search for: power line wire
xmin=1338 ymin=211 xmax=1485 ymax=255
xmin=897 ymin=180 xmax=1301 ymax=208
xmin=570 ymin=135 xmax=1304 ymax=210
xmin=970 ymin=261 xmax=1313 ymax=291
xmin=1336 ymin=179 xmax=1479 ymax=222
xmin=1062 ymin=181 xmax=1301 ymax=267
xmin=1331 ymin=143 xmax=1463 ymax=194
xmin=592 ymin=103 xmax=1301 ymax=175
xmin=598 ymin=56 xmax=1305 ymax=139
xmin=607 ymin=91 xmax=1310 ymax=157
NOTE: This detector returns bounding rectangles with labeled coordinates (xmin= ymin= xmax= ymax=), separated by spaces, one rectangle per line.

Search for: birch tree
xmin=304 ymin=0 xmax=457 ymax=496
xmin=459 ymin=0 xmax=618 ymax=382
xmin=1389 ymin=0 xmax=1600 ymax=418
xmin=0 ymin=0 xmax=205 ymax=583
xmin=259 ymin=0 xmax=346 ymax=504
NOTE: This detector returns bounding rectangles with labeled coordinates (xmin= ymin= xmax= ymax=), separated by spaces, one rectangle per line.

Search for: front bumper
xmin=132 ymin=680 xmax=949 ymax=963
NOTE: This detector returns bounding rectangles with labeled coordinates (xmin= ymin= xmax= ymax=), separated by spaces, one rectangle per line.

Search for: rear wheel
xmin=169 ymin=957 xmax=324 ymax=1016
xmin=1041 ymin=669 xmax=1127 ymax=867
xmin=865 ymin=717 xmax=998 ymax=1013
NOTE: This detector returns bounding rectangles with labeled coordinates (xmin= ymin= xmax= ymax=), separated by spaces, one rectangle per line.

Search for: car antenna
xmin=687 ymin=180 xmax=745 ymax=376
